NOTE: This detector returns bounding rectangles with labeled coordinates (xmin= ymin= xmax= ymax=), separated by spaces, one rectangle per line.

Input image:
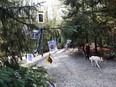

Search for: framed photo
xmin=27 ymin=54 xmax=33 ymax=63
xmin=48 ymin=40 xmax=58 ymax=52
xmin=37 ymin=13 xmax=44 ymax=23
xmin=32 ymin=30 xmax=39 ymax=39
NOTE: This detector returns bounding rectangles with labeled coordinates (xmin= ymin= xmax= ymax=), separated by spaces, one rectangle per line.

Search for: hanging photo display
xmin=33 ymin=49 xmax=39 ymax=57
xmin=33 ymin=28 xmax=43 ymax=55
xmin=64 ymin=39 xmax=72 ymax=49
xmin=66 ymin=39 xmax=72 ymax=45
xmin=48 ymin=40 xmax=58 ymax=52
xmin=27 ymin=54 xmax=34 ymax=63
xmin=32 ymin=30 xmax=39 ymax=39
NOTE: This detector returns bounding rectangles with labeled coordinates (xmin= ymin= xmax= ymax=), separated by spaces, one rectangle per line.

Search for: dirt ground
xmin=37 ymin=48 xmax=116 ymax=87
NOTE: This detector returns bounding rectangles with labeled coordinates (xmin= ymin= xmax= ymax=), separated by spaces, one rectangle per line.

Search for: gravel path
xmin=37 ymin=49 xmax=116 ymax=87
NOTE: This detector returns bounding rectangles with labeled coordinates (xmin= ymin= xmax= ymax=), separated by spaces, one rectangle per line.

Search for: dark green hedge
xmin=0 ymin=66 xmax=53 ymax=87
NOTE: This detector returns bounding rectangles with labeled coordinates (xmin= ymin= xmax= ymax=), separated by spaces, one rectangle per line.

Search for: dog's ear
xmin=100 ymin=57 xmax=102 ymax=59
xmin=100 ymin=57 xmax=103 ymax=61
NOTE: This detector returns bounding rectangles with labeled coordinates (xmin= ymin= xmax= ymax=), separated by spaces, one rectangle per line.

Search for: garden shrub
xmin=103 ymin=52 xmax=116 ymax=60
xmin=0 ymin=66 xmax=54 ymax=87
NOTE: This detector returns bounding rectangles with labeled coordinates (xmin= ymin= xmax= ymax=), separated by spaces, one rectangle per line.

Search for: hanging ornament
xmin=46 ymin=53 xmax=53 ymax=64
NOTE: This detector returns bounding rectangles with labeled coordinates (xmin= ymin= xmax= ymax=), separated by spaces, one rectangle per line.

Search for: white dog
xmin=89 ymin=56 xmax=103 ymax=68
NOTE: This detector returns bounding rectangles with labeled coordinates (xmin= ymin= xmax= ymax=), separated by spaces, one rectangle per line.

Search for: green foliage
xmin=60 ymin=0 xmax=116 ymax=49
xmin=104 ymin=52 xmax=116 ymax=60
xmin=0 ymin=67 xmax=14 ymax=87
xmin=0 ymin=0 xmax=40 ymax=68
xmin=0 ymin=66 xmax=53 ymax=87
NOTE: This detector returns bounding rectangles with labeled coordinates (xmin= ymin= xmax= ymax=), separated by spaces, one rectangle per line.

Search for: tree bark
xmin=94 ymin=35 xmax=98 ymax=55
xmin=86 ymin=33 xmax=88 ymax=43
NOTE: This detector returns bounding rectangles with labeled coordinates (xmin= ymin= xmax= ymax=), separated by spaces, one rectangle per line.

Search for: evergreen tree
xmin=0 ymin=0 xmax=42 ymax=69
xmin=60 ymin=0 xmax=116 ymax=54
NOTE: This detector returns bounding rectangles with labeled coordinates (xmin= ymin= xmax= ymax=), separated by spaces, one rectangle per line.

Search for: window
xmin=38 ymin=13 xmax=44 ymax=23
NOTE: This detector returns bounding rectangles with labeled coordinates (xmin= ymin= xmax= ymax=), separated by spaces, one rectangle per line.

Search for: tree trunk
xmin=94 ymin=35 xmax=98 ymax=55
xmin=86 ymin=33 xmax=88 ymax=43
